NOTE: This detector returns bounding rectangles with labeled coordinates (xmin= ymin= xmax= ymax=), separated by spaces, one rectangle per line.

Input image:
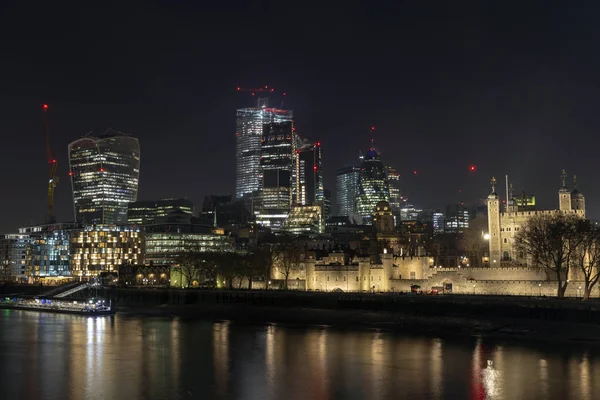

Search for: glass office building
xmin=144 ymin=224 xmax=233 ymax=266
xmin=235 ymin=100 xmax=293 ymax=199
xmin=355 ymin=149 xmax=390 ymax=224
xmin=386 ymin=166 xmax=402 ymax=226
xmin=295 ymin=140 xmax=324 ymax=206
xmin=335 ymin=166 xmax=361 ymax=221
xmin=68 ymin=129 xmax=140 ymax=224
xmin=255 ymin=120 xmax=295 ymax=230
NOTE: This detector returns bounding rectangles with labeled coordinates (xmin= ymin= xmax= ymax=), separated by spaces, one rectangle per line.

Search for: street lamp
xmin=578 ymin=286 xmax=582 ymax=299
xmin=472 ymin=284 xmax=476 ymax=295
xmin=483 ymin=233 xmax=490 ymax=240
xmin=538 ymin=283 xmax=542 ymax=297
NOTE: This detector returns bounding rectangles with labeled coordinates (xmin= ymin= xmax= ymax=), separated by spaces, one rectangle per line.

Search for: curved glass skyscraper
xmin=355 ymin=148 xmax=390 ymax=224
xmin=68 ymin=130 xmax=140 ymax=224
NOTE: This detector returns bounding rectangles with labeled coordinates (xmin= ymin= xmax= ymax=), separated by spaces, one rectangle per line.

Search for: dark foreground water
xmin=1 ymin=310 xmax=599 ymax=400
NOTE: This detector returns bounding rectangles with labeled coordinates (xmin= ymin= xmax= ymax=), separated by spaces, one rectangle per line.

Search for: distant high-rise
xmin=355 ymin=148 xmax=390 ymax=225
xmin=335 ymin=166 xmax=361 ymax=221
xmin=295 ymin=139 xmax=323 ymax=206
xmin=69 ymin=130 xmax=140 ymax=224
xmin=235 ymin=99 xmax=293 ymax=199
xmin=127 ymin=198 xmax=194 ymax=225
xmin=386 ymin=166 xmax=402 ymax=226
xmin=255 ymin=120 xmax=295 ymax=230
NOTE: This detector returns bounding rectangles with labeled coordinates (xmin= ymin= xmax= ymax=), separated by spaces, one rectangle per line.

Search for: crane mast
xmin=44 ymin=104 xmax=58 ymax=224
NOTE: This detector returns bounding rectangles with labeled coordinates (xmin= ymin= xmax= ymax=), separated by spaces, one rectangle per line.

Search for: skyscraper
xmin=355 ymin=148 xmax=390 ymax=224
xmin=235 ymin=99 xmax=293 ymax=199
xmin=386 ymin=166 xmax=402 ymax=226
xmin=335 ymin=166 xmax=361 ymax=221
xmin=68 ymin=129 xmax=140 ymax=224
xmin=255 ymin=120 xmax=295 ymax=230
xmin=295 ymin=139 xmax=323 ymax=206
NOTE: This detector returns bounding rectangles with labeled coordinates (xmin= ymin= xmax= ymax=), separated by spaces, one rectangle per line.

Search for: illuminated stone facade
xmin=487 ymin=173 xmax=585 ymax=265
xmin=69 ymin=225 xmax=143 ymax=279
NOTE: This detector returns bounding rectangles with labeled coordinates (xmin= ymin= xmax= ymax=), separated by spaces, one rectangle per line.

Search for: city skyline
xmin=2 ymin=3 xmax=600 ymax=232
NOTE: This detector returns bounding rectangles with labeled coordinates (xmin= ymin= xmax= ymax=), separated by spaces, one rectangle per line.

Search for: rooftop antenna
xmin=370 ymin=126 xmax=375 ymax=149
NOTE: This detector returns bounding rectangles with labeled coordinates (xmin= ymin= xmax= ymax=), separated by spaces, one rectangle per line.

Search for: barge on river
xmin=0 ymin=297 xmax=115 ymax=316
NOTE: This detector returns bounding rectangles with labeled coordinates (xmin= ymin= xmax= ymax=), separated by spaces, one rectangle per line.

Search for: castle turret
xmin=570 ymin=175 xmax=585 ymax=214
xmin=558 ymin=169 xmax=572 ymax=211
xmin=487 ymin=177 xmax=502 ymax=265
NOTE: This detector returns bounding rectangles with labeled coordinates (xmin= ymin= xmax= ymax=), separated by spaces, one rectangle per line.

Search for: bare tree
xmin=571 ymin=225 xmax=600 ymax=300
xmin=461 ymin=215 xmax=488 ymax=267
xmin=515 ymin=213 xmax=583 ymax=298
xmin=175 ymin=244 xmax=204 ymax=288
xmin=273 ymin=237 xmax=303 ymax=290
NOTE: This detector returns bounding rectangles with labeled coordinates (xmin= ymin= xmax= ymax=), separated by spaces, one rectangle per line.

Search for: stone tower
xmin=571 ymin=175 xmax=585 ymax=213
xmin=487 ymin=177 xmax=502 ymax=265
xmin=558 ymin=169 xmax=572 ymax=211
xmin=373 ymin=201 xmax=395 ymax=234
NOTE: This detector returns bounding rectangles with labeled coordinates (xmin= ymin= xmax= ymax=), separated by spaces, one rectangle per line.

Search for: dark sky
xmin=1 ymin=1 xmax=600 ymax=232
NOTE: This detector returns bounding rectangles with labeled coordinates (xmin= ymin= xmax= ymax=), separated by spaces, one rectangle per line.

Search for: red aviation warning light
xmin=313 ymin=166 xmax=317 ymax=171
xmin=43 ymin=104 xmax=49 ymax=110
xmin=68 ymin=171 xmax=73 ymax=176
xmin=469 ymin=164 xmax=476 ymax=172
xmin=413 ymin=170 xmax=418 ymax=175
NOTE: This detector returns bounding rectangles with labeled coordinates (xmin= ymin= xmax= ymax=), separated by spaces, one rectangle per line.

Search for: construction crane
xmin=43 ymin=104 xmax=58 ymax=224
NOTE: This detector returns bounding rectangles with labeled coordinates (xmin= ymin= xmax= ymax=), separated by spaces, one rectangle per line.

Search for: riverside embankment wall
xmin=85 ymin=288 xmax=600 ymax=326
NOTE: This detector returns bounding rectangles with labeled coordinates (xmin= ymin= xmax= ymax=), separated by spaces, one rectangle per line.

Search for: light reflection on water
xmin=0 ymin=310 xmax=600 ymax=400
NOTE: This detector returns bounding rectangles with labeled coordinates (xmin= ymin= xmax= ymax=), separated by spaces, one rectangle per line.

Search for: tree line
xmin=516 ymin=213 xmax=600 ymax=300
xmin=174 ymin=236 xmax=304 ymax=290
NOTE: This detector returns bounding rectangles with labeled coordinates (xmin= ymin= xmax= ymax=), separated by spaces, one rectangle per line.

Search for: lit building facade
xmin=0 ymin=234 xmax=31 ymax=281
xmin=355 ymin=149 xmax=390 ymax=225
xmin=335 ymin=166 xmax=361 ymax=221
xmin=255 ymin=120 xmax=295 ymax=230
xmin=70 ymin=225 xmax=143 ymax=279
xmin=144 ymin=223 xmax=234 ymax=266
xmin=386 ymin=166 xmax=402 ymax=226
xmin=16 ymin=223 xmax=77 ymax=280
xmin=128 ymin=198 xmax=194 ymax=225
xmin=127 ymin=200 xmax=157 ymax=225
xmin=400 ymin=204 xmax=422 ymax=221
xmin=444 ymin=203 xmax=470 ymax=233
xmin=68 ymin=130 xmax=140 ymax=224
xmin=235 ymin=100 xmax=293 ymax=199
xmin=284 ymin=204 xmax=324 ymax=234
xmin=295 ymin=139 xmax=324 ymax=206
xmin=432 ymin=212 xmax=445 ymax=234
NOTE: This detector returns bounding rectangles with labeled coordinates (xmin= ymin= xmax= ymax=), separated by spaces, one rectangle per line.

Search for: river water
xmin=0 ymin=310 xmax=599 ymax=400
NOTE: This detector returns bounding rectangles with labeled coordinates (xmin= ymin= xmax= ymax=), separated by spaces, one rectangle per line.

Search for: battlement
xmin=500 ymin=209 xmax=584 ymax=218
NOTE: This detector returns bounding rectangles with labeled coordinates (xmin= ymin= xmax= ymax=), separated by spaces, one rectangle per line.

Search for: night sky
xmin=1 ymin=1 xmax=600 ymax=232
